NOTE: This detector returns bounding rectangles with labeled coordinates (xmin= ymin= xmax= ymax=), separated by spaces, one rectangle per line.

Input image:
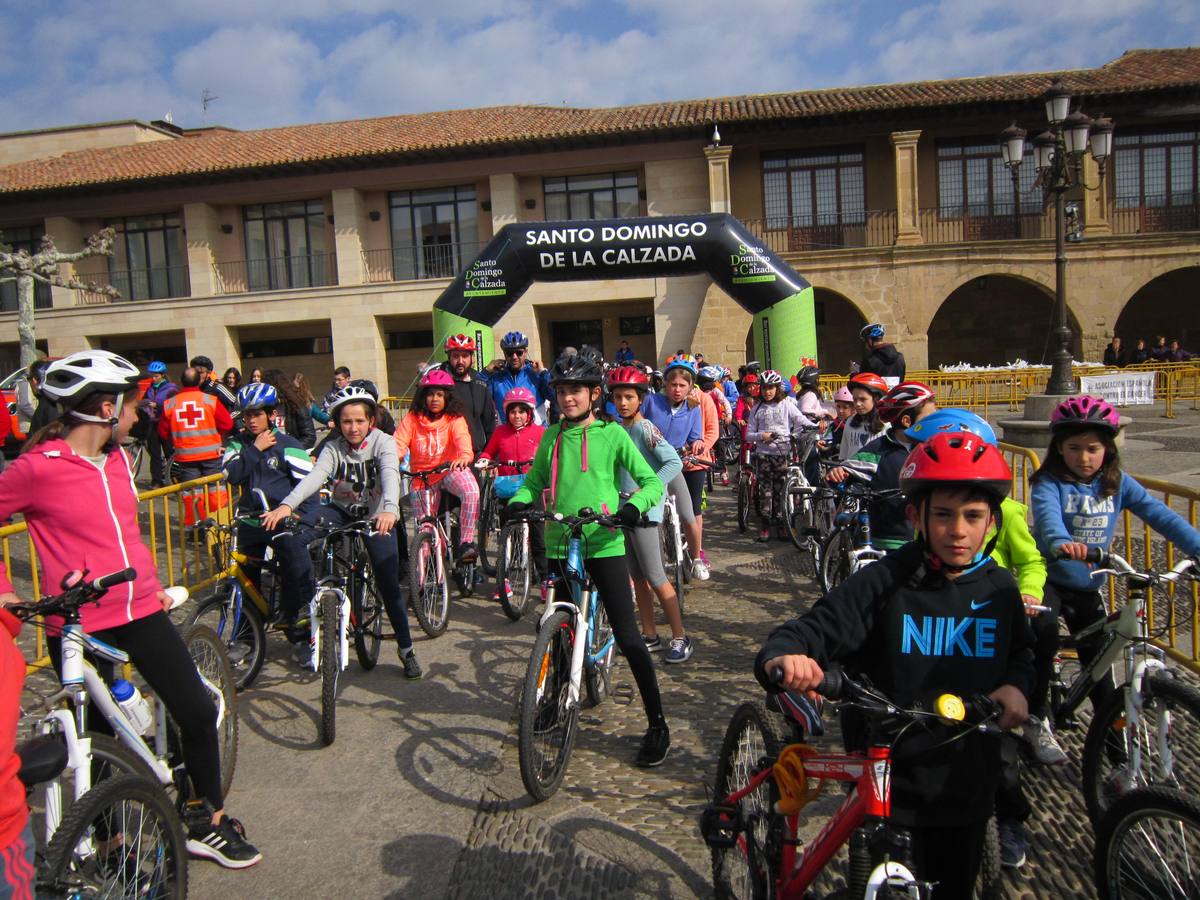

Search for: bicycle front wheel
xmin=409 ymin=531 xmax=450 ymax=638
xmin=41 ymin=773 xmax=187 ymax=900
xmin=660 ymin=516 xmax=686 ymax=610
xmin=1094 ymin=784 xmax=1200 ymax=900
xmin=188 ymin=588 xmax=266 ymax=691
xmin=318 ymin=591 xmax=340 ymax=746
xmin=496 ymin=522 xmax=534 ymax=621
xmin=178 ymin=624 xmax=239 ymax=800
xmin=711 ymin=701 xmax=788 ymax=900
xmin=585 ymin=597 xmax=616 ymax=709
xmin=819 ymin=527 xmax=854 ymax=594
xmin=518 ymin=610 xmax=579 ymax=802
xmin=1082 ymin=670 xmax=1200 ymax=827
xmin=350 ymin=552 xmax=383 ymax=670
xmin=736 ymin=474 xmax=751 ymax=534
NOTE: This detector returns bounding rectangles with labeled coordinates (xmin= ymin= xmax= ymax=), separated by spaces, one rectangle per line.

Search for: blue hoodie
xmin=1031 ymin=471 xmax=1200 ymax=591
xmin=487 ymin=363 xmax=553 ymax=425
xmin=641 ymin=392 xmax=701 ymax=450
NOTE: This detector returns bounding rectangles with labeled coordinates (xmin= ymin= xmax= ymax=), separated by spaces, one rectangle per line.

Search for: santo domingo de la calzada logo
xmin=731 ymin=243 xmax=777 ymax=285
xmin=464 ymin=259 xmax=507 ymax=297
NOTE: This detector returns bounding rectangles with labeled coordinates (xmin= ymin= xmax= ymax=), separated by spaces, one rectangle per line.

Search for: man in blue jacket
xmin=486 ymin=331 xmax=553 ymax=425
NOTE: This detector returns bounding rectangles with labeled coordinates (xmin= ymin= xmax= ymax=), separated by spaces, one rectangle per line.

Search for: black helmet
xmin=549 ymin=345 xmax=604 ymax=386
xmin=796 ymin=365 xmax=820 ymax=390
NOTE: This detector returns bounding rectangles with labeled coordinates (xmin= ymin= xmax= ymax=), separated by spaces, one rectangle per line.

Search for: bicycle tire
xmin=517 ymin=610 xmax=579 ymax=802
xmin=1094 ymin=784 xmax=1200 ymax=900
xmin=1081 ymin=670 xmax=1200 ymax=827
xmin=41 ymin=773 xmax=187 ymax=900
xmin=585 ymin=596 xmax=616 ymax=709
xmin=976 ymin=815 xmax=1002 ymax=900
xmin=819 ymin=527 xmax=854 ymax=594
xmin=478 ymin=492 xmax=499 ymax=578
xmin=409 ymin=531 xmax=450 ymax=637
xmin=711 ymin=700 xmax=789 ymax=900
xmin=178 ymin=624 xmax=239 ymax=800
xmin=319 ymin=591 xmax=340 ymax=747
xmin=187 ymin=588 xmax=267 ymax=691
xmin=350 ymin=550 xmax=383 ymax=670
xmin=496 ymin=522 xmax=534 ymax=621
xmin=737 ymin=474 xmax=751 ymax=534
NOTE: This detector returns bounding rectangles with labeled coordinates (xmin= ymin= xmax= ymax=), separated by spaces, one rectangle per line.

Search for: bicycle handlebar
xmin=506 ymin=507 xmax=625 ymax=530
xmin=9 ymin=566 xmax=137 ymax=621
xmin=1058 ymin=547 xmax=1199 ymax=583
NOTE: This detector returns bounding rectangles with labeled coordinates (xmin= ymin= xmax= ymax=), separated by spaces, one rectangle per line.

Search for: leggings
xmin=754 ymin=453 xmax=789 ymax=523
xmin=666 ymin=474 xmax=695 ymax=525
xmin=549 ymin=554 xmax=665 ymax=728
xmin=318 ymin=506 xmax=414 ymax=651
xmin=681 ymin=468 xmax=706 ymax=517
xmin=623 ymin=524 xmax=668 ymax=589
xmin=907 ymin=818 xmax=989 ymax=899
xmin=412 ymin=469 xmax=479 ymax=543
xmin=49 ymin=611 xmax=223 ymax=809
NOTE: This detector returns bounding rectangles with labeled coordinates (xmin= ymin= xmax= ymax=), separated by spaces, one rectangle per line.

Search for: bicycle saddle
xmin=17 ymin=736 xmax=68 ymax=787
xmin=769 ymin=689 xmax=826 ymax=738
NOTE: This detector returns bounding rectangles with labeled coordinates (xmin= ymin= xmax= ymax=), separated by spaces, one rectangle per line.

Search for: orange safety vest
xmin=163 ymin=391 xmax=222 ymax=462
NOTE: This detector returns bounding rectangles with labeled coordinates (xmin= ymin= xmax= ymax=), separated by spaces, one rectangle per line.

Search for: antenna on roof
xmin=201 ymin=89 xmax=220 ymax=120
xmin=163 ymin=111 xmax=174 ymax=124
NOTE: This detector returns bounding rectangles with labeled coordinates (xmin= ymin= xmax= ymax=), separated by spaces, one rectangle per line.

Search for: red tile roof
xmin=1 ymin=48 xmax=1198 ymax=197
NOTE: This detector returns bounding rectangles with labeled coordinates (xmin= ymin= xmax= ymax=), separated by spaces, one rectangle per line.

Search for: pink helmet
xmin=834 ymin=386 xmax=854 ymax=403
xmin=503 ymin=387 xmax=537 ymax=414
xmin=1050 ymin=395 xmax=1121 ymax=434
xmin=419 ymin=369 xmax=456 ymax=390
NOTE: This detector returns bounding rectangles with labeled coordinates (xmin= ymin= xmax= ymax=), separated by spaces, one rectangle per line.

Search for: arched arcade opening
xmin=1115 ymin=267 xmax=1200 ymax=352
xmin=927 ymin=275 xmax=1081 ymax=369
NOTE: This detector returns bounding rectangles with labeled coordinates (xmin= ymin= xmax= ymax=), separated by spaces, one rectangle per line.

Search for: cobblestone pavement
xmin=15 ymin=425 xmax=1200 ymax=898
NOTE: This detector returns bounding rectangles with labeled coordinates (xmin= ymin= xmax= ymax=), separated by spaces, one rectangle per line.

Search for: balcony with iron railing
xmin=213 ymin=253 xmax=337 ymax=294
xmin=75 ymin=266 xmax=192 ymax=306
xmin=0 ymin=280 xmax=52 ymax=312
xmin=362 ymin=241 xmax=483 ymax=284
xmin=1112 ymin=195 xmax=1200 ymax=235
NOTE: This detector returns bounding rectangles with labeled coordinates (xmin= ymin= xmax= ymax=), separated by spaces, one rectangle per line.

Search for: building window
xmin=105 ymin=213 xmax=188 ymax=301
xmin=388 ymin=185 xmax=479 ymax=280
xmin=1113 ymin=129 xmax=1198 ymax=209
xmin=544 ymin=171 xmax=639 ymax=221
xmin=385 ymin=329 xmax=435 ymax=350
xmin=936 ymin=139 xmax=1039 ymax=219
xmin=619 ymin=315 xmax=654 ymax=336
xmin=243 ymin=200 xmax=332 ymax=291
xmin=0 ymin=225 xmax=52 ymax=311
xmin=242 ymin=336 xmax=332 ymax=358
xmin=762 ymin=148 xmax=865 ymax=249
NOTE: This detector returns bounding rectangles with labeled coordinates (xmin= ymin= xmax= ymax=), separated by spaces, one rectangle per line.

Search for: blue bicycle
xmin=514 ymin=508 xmax=618 ymax=801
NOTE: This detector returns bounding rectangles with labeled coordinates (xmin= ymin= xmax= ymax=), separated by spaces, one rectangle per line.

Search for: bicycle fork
xmin=309 ymin=587 xmax=351 ymax=673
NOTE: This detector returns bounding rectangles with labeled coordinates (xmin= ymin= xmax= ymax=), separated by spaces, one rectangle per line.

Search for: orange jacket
xmin=686 ymin=387 xmax=719 ymax=469
xmin=159 ymin=388 xmax=232 ymax=462
xmin=394 ymin=412 xmax=472 ymax=484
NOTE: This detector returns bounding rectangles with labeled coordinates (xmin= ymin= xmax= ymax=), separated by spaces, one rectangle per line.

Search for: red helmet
xmin=877 ymin=381 xmax=936 ymax=424
xmin=444 ymin=333 xmax=477 ymax=352
xmin=419 ymin=369 xmax=456 ymax=389
xmin=1050 ymin=395 xmax=1121 ymax=434
xmin=899 ymin=432 xmax=1012 ymax=501
xmin=848 ymin=372 xmax=889 ymax=397
xmin=606 ymin=366 xmax=650 ymax=392
xmin=502 ymin=387 xmax=537 ymax=414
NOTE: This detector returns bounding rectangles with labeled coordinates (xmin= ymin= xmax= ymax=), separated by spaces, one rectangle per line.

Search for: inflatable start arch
xmin=432 ymin=213 xmax=816 ymax=370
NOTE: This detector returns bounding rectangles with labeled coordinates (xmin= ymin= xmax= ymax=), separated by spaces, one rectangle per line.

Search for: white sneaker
xmin=691 ymin=559 xmax=711 ymax=581
xmin=1023 ymin=715 xmax=1068 ymax=766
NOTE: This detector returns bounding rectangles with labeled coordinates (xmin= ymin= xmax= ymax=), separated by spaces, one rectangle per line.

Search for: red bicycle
xmin=701 ymin=670 xmax=1003 ymax=899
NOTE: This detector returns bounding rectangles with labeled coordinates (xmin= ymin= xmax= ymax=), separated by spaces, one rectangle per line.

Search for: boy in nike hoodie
xmin=757 ymin=433 xmax=1035 ymax=899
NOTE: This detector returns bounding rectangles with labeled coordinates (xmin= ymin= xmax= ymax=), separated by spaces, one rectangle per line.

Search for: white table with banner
xmin=1078 ymin=370 xmax=1157 ymax=406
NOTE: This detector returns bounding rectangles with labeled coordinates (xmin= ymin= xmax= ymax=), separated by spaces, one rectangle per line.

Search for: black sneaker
xmin=635 ymin=725 xmax=671 ymax=768
xmin=642 ymin=634 xmax=663 ymax=652
xmin=457 ymin=541 xmax=478 ymax=564
xmin=402 ymin=649 xmax=423 ymax=680
xmin=187 ymin=816 xmax=262 ymax=869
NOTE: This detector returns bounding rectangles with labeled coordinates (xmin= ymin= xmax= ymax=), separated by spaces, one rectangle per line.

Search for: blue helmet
xmin=698 ymin=365 xmax=723 ymax=383
xmin=500 ymin=331 xmax=529 ymax=351
xmin=906 ymin=408 xmax=997 ymax=446
xmin=147 ymin=361 xmax=167 ymax=374
xmin=663 ymin=353 xmax=697 ymax=379
xmin=238 ymin=383 xmax=278 ymax=411
xmin=860 ymin=323 xmax=885 ymax=341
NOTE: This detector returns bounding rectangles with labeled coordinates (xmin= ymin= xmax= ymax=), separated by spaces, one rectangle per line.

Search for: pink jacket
xmin=479 ymin=423 xmax=545 ymax=475
xmin=0 ymin=439 xmax=163 ymax=632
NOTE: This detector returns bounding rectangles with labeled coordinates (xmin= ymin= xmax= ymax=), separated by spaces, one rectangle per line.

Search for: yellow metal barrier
xmin=998 ymin=443 xmax=1040 ymax=507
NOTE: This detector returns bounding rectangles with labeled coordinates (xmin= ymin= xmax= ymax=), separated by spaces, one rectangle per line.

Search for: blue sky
xmin=1 ymin=0 xmax=1197 ymax=133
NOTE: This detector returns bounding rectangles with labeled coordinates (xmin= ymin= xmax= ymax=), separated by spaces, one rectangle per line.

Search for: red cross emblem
xmin=174 ymin=400 xmax=206 ymax=429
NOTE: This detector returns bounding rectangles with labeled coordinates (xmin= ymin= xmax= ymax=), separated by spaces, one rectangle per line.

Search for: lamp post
xmin=1000 ymin=80 xmax=1115 ymax=396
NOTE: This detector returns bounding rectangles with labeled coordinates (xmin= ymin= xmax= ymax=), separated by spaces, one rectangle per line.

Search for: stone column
xmin=890 ymin=130 xmax=923 ymax=246
xmin=43 ymin=216 xmax=83 ymax=308
xmin=331 ymin=188 xmax=367 ymax=285
xmin=182 ymin=203 xmax=221 ymax=297
xmin=704 ymin=145 xmax=733 ymax=213
xmin=1082 ymin=155 xmax=1112 ymax=237
xmin=331 ymin=315 xmax=388 ymax=395
xmin=186 ymin=322 xmax=241 ymax=374
xmin=489 ymin=173 xmax=520 ymax=232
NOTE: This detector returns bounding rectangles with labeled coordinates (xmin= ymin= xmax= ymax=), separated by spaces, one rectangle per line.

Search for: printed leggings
xmin=411 ymin=469 xmax=479 ymax=543
xmin=549 ymin=554 xmax=665 ymax=728
xmin=754 ymin=453 xmax=790 ymax=524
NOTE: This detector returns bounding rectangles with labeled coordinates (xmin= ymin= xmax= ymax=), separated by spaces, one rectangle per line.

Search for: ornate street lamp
xmin=1000 ymin=79 xmax=1114 ymax=396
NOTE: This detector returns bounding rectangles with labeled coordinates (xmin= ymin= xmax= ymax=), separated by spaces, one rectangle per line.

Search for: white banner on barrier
xmin=1078 ymin=371 xmax=1157 ymax=406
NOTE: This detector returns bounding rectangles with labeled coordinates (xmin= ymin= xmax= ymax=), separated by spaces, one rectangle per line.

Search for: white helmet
xmin=327 ymin=385 xmax=377 ymax=416
xmin=41 ymin=350 xmax=142 ymax=424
